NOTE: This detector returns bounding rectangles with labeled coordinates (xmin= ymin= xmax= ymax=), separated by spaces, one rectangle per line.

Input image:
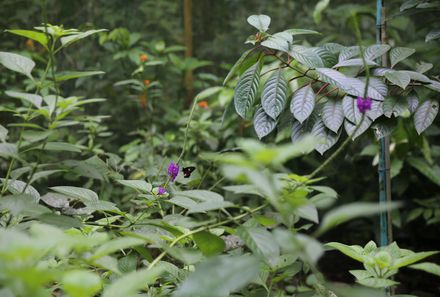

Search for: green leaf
xmin=0 ymin=194 xmax=50 ymax=217
xmin=91 ymin=237 xmax=146 ymax=260
xmin=193 ymin=231 xmax=225 ymax=256
xmin=284 ymin=28 xmax=320 ymax=36
xmin=385 ymin=71 xmax=411 ymax=89
xmin=291 ymin=85 xmax=315 ymax=123
xmin=313 ymin=0 xmax=330 ymax=24
xmin=426 ymin=29 xmax=440 ymax=42
xmin=322 ymin=98 xmax=344 ymax=133
xmin=261 ymin=69 xmax=288 ymax=119
xmin=357 ymin=277 xmax=399 ymax=288
xmin=43 ymin=142 xmax=82 ymax=153
xmin=261 ymin=32 xmax=292 ymax=53
xmin=290 ymin=45 xmax=324 ymax=68
xmin=237 ymin=226 xmax=280 ymax=267
xmin=0 ymin=143 xmax=17 ymax=159
xmin=390 ymin=47 xmax=416 ymax=68
xmin=174 ymin=255 xmax=260 ymax=297
xmin=342 ymin=95 xmax=362 ymax=124
xmin=407 ymin=157 xmax=440 ymax=186
xmin=316 ymin=202 xmax=401 ymax=235
xmin=409 ymin=262 xmax=440 ymax=277
xmin=116 ymin=179 xmax=152 ymax=193
xmin=195 ymin=86 xmax=222 ymax=100
xmin=383 ymin=97 xmax=408 ymax=118
xmin=253 ymin=107 xmax=277 ymax=139
xmin=391 ymin=250 xmax=439 ymax=269
xmin=349 ymin=270 xmax=374 ymax=280
xmin=234 ymin=62 xmax=261 ymax=119
xmin=164 ymin=247 xmax=203 ymax=265
xmin=247 ymin=15 xmax=271 ymax=32
xmin=62 ymin=270 xmax=102 ymax=297
xmin=5 ymin=90 xmax=43 ymax=108
xmin=60 ymin=29 xmax=107 ymax=47
xmin=102 ymin=267 xmax=164 ymax=297
xmin=55 ymin=71 xmax=105 ymax=82
xmin=223 ymin=49 xmax=259 ymax=85
xmin=413 ymin=100 xmax=438 ymax=134
xmin=6 ymin=29 xmax=49 ymax=49
xmin=364 ymin=44 xmax=391 ymax=61
xmin=170 ymin=190 xmax=234 ymax=214
xmin=0 ymin=179 xmax=41 ymax=202
xmin=0 ymin=51 xmax=35 ymax=79
xmin=312 ymin=119 xmax=340 ymax=155
xmin=326 ymin=242 xmax=364 ymax=262
xmin=50 ymin=186 xmax=98 ymax=203
xmin=333 ymin=58 xmax=377 ymax=68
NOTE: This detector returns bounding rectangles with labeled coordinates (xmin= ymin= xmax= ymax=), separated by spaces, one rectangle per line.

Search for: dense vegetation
xmin=0 ymin=1 xmax=439 ymax=296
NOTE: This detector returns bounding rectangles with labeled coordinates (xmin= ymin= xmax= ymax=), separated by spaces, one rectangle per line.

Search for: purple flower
xmin=158 ymin=186 xmax=167 ymax=195
xmin=167 ymin=162 xmax=179 ymax=181
xmin=356 ymin=96 xmax=372 ymax=113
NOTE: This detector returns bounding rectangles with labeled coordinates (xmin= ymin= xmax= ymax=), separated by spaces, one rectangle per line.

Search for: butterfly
xmin=182 ymin=166 xmax=196 ymax=178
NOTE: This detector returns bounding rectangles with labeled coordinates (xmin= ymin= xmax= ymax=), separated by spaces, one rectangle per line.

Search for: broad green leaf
xmin=316 ymin=68 xmax=384 ymax=100
xmin=0 ymin=51 xmax=35 ymax=79
xmin=312 ymin=47 xmax=338 ymax=67
xmin=297 ymin=204 xmax=319 ymax=223
xmin=313 ymin=0 xmax=330 ymax=24
xmin=326 ymin=242 xmax=364 ymax=262
xmin=170 ymin=190 xmax=234 ymax=213
xmin=102 ymin=267 xmax=164 ymax=297
xmin=91 ymin=237 xmax=146 ymax=260
xmin=237 ymin=227 xmax=280 ymax=267
xmin=173 ymin=255 xmax=260 ymax=297
xmin=338 ymin=46 xmax=360 ymax=63
xmin=116 ymin=179 xmax=152 ymax=193
xmin=416 ymin=61 xmax=433 ymax=73
xmin=409 ymin=262 xmax=440 ymax=277
xmin=6 ymin=29 xmax=49 ymax=49
xmin=5 ymin=90 xmax=42 ymax=108
xmin=261 ymin=69 xmax=288 ymax=119
xmin=164 ymin=246 xmax=203 ymax=265
xmin=311 ymin=119 xmax=340 ymax=155
xmin=0 ymin=194 xmax=49 ymax=217
xmin=55 ymin=71 xmax=105 ymax=82
xmin=385 ymin=71 xmax=411 ymax=89
xmin=407 ymin=157 xmax=440 ymax=186
xmin=234 ymin=62 xmax=260 ymax=119
xmin=0 ymin=143 xmax=17 ymax=158
xmin=50 ymin=186 xmax=99 ymax=202
xmin=38 ymin=213 xmax=83 ymax=228
xmin=349 ymin=270 xmax=374 ymax=280
xmin=357 ymin=277 xmax=399 ymax=288
xmin=247 ymin=15 xmax=271 ymax=32
xmin=0 ymin=179 xmax=40 ymax=202
xmin=195 ymin=86 xmax=222 ymax=100
xmin=413 ymin=100 xmax=438 ymax=134
xmin=344 ymin=117 xmax=372 ymax=139
xmin=383 ymin=97 xmax=408 ymax=118
xmin=342 ymin=95 xmax=362 ymax=124
xmin=0 ymin=125 xmax=7 ymax=142
xmin=322 ymin=98 xmax=344 ymax=133
xmin=391 ymin=251 xmax=438 ymax=269
xmin=253 ymin=106 xmax=277 ymax=139
xmin=426 ymin=29 xmax=440 ymax=42
xmin=364 ymin=44 xmax=391 ymax=61
xmin=193 ymin=231 xmax=225 ymax=256
xmin=316 ymin=202 xmax=401 ymax=235
xmin=62 ymin=270 xmax=102 ymax=297
xmin=290 ymin=45 xmax=324 ymax=68
xmin=261 ymin=32 xmax=292 ymax=52
xmin=333 ymin=58 xmax=377 ymax=68
xmin=43 ymin=142 xmax=82 ymax=153
xmin=223 ymin=49 xmax=259 ymax=85
xmin=291 ymin=84 xmax=315 ymax=123
xmin=60 ymin=29 xmax=107 ymax=47
xmin=284 ymin=28 xmax=320 ymax=36
xmin=390 ymin=47 xmax=416 ymax=68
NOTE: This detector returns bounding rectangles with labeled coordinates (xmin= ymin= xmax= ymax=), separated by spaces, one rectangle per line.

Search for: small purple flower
xmin=167 ymin=162 xmax=179 ymax=182
xmin=158 ymin=186 xmax=167 ymax=195
xmin=356 ymin=96 xmax=372 ymax=113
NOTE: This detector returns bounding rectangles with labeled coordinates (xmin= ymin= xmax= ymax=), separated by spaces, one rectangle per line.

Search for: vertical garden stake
xmin=376 ymin=0 xmax=393 ymax=249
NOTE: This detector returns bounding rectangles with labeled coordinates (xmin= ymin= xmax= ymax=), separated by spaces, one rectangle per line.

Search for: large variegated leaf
xmin=363 ymin=44 xmax=391 ymax=61
xmin=365 ymin=77 xmax=388 ymax=97
xmin=234 ymin=62 xmax=261 ymax=118
xmin=316 ymin=68 xmax=384 ymax=100
xmin=366 ymin=100 xmax=384 ymax=121
xmin=312 ymin=119 xmax=340 ymax=155
xmin=407 ymin=95 xmax=419 ymax=113
xmin=342 ymin=95 xmax=362 ymax=124
xmin=322 ymin=99 xmax=344 ymax=133
xmin=338 ymin=46 xmax=359 ymax=63
xmin=224 ymin=49 xmax=259 ymax=85
xmin=290 ymin=46 xmax=324 ymax=68
xmin=290 ymin=85 xmax=315 ymax=123
xmin=390 ymin=47 xmax=416 ymax=68
xmin=399 ymin=70 xmax=431 ymax=83
xmin=262 ymin=69 xmax=288 ymax=119
xmin=344 ymin=117 xmax=372 ymax=139
xmin=414 ymin=100 xmax=439 ymax=134
xmin=253 ymin=107 xmax=277 ymax=139
xmin=311 ymin=47 xmax=337 ymax=67
xmin=385 ymin=71 xmax=411 ymax=89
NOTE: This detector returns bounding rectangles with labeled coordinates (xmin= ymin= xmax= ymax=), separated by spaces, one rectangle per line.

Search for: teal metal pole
xmin=376 ymin=0 xmax=392 ymax=248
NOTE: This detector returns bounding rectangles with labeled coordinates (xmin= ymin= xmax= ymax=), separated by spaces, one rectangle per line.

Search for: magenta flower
xmin=356 ymin=96 xmax=372 ymax=113
xmin=158 ymin=186 xmax=167 ymax=195
xmin=167 ymin=162 xmax=179 ymax=181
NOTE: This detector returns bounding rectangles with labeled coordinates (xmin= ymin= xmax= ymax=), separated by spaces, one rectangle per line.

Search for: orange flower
xmin=25 ymin=39 xmax=35 ymax=51
xmin=143 ymin=79 xmax=151 ymax=85
xmin=197 ymin=100 xmax=209 ymax=109
xmin=139 ymin=54 xmax=148 ymax=62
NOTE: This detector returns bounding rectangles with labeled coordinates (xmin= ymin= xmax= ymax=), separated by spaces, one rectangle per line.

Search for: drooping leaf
xmin=261 ymin=69 xmax=289 ymax=119
xmin=291 ymin=85 xmax=315 ymax=123
xmin=193 ymin=231 xmax=225 ymax=256
xmin=413 ymin=100 xmax=439 ymax=134
xmin=5 ymin=90 xmax=43 ymax=108
xmin=0 ymin=52 xmax=35 ymax=79
xmin=174 ymin=255 xmax=260 ymax=297
xmin=409 ymin=262 xmax=440 ymax=277
xmin=247 ymin=15 xmax=271 ymax=32
xmin=322 ymin=99 xmax=344 ymax=133
xmin=253 ymin=107 xmax=277 ymax=139
xmin=390 ymin=47 xmax=416 ymax=68
xmin=312 ymin=119 xmax=340 ymax=155
xmin=0 ymin=143 xmax=17 ymax=159
xmin=237 ymin=226 xmax=280 ymax=267
xmin=50 ymin=186 xmax=99 ymax=203
xmin=0 ymin=179 xmax=40 ymax=202
xmin=344 ymin=117 xmax=372 ymax=140
xmin=385 ymin=71 xmax=411 ymax=89
xmin=234 ymin=62 xmax=260 ymax=119
xmin=223 ymin=49 xmax=258 ymax=85
xmin=0 ymin=194 xmax=50 ymax=217
xmin=342 ymin=95 xmax=362 ymax=124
